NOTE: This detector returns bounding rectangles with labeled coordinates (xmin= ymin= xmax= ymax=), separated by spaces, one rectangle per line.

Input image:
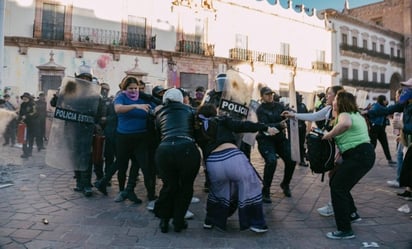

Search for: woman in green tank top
xmin=322 ymin=91 xmax=376 ymax=240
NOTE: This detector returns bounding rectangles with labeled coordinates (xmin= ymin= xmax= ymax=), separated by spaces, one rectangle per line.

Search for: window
xmin=342 ymin=67 xmax=349 ymax=80
xmin=352 ymin=37 xmax=357 ymax=47
xmin=373 ymin=72 xmax=378 ymax=82
xmin=342 ymin=34 xmax=348 ymax=44
xmin=397 ymin=49 xmax=401 ymax=57
xmin=280 ymin=43 xmax=290 ymax=56
xmin=127 ymin=15 xmax=146 ymax=48
xmin=41 ymin=3 xmax=65 ymax=40
xmin=363 ymin=70 xmax=369 ymax=82
xmin=372 ymin=42 xmax=377 ymax=52
xmin=235 ymin=33 xmax=248 ymax=49
xmin=363 ymin=39 xmax=368 ymax=49
xmin=380 ymin=44 xmax=384 ymax=53
xmin=390 ymin=47 xmax=394 ymax=57
xmin=316 ymin=50 xmax=325 ymax=62
xmin=380 ymin=73 xmax=385 ymax=83
xmin=352 ymin=69 xmax=358 ymax=80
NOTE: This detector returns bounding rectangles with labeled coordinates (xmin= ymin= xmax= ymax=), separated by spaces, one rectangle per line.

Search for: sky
xmin=290 ymin=0 xmax=382 ymax=11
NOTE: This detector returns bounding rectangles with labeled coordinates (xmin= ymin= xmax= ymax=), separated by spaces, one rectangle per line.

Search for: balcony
xmin=127 ymin=33 xmax=147 ymax=49
xmin=178 ymin=40 xmax=215 ymax=56
xmin=73 ymin=26 xmax=121 ymax=45
xmin=390 ymin=56 xmax=405 ymax=64
xmin=340 ymin=78 xmax=390 ymax=90
xmin=229 ymin=48 xmax=296 ymax=66
xmin=312 ymin=61 xmax=333 ymax=71
xmin=339 ymin=43 xmax=401 ymax=62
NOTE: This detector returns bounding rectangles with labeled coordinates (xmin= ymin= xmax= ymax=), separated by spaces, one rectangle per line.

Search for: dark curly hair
xmin=335 ymin=90 xmax=358 ymax=114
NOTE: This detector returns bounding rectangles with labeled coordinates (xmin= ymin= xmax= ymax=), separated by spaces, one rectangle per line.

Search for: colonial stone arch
xmin=389 ymin=72 xmax=402 ymax=101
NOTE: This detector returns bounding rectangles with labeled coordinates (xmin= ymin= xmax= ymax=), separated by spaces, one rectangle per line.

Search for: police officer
xmin=71 ymin=64 xmax=103 ymax=197
xmin=93 ymin=83 xmax=112 ymax=181
xmin=256 ymin=87 xmax=296 ymax=203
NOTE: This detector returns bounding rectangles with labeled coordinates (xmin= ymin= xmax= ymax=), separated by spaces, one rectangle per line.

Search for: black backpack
xmin=306 ymin=128 xmax=336 ymax=182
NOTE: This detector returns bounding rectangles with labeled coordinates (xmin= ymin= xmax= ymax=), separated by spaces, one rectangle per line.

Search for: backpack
xmin=306 ymin=128 xmax=336 ymax=182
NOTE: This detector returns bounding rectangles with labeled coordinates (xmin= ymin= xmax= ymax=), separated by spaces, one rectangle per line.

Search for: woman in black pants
xmin=323 ymin=91 xmax=375 ymax=240
xmin=153 ymin=88 xmax=201 ymax=233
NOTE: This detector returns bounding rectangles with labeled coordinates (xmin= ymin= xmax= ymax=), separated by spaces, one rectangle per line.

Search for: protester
xmin=365 ymin=79 xmax=412 ymax=200
xmin=195 ymin=104 xmax=278 ymax=233
xmin=153 ymin=88 xmax=201 ymax=233
xmin=113 ymin=76 xmax=156 ymax=203
xmin=387 ymin=88 xmax=404 ymax=188
xmin=369 ymin=95 xmax=396 ymax=165
xmin=322 ymin=91 xmax=375 ymax=239
xmin=18 ymin=92 xmax=39 ymax=159
xmin=256 ymin=86 xmax=296 ymax=202
xmin=2 ymin=94 xmax=17 ymax=147
xmin=282 ymin=85 xmax=344 ymax=216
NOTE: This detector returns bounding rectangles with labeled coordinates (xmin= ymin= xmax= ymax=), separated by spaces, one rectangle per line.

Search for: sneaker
xmin=191 ymin=197 xmax=200 ymax=203
xmin=388 ymin=160 xmax=397 ymax=165
xmin=280 ymin=183 xmax=291 ymax=197
xmin=326 ymin=230 xmax=355 ymax=240
xmin=203 ymin=221 xmax=213 ymax=229
xmin=350 ymin=212 xmax=362 ymax=223
xmin=184 ymin=210 xmax=194 ymax=219
xmin=387 ymin=180 xmax=400 ymax=188
xmin=114 ymin=191 xmax=127 ymax=202
xmin=146 ymin=200 xmax=156 ymax=211
xmin=249 ymin=226 xmax=268 ymax=233
xmin=317 ymin=203 xmax=334 ymax=217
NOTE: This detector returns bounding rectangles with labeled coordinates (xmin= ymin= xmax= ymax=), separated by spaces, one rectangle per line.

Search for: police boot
xmin=80 ymin=171 xmax=93 ymax=197
xmin=73 ymin=171 xmax=84 ymax=192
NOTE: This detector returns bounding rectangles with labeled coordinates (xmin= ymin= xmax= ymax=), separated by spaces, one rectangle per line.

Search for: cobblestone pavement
xmin=1 ymin=133 xmax=411 ymax=249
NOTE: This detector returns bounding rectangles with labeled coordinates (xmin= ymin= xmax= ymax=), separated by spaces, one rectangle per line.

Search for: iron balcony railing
xmin=340 ymin=78 xmax=390 ymax=89
xmin=340 ymin=43 xmax=405 ymax=64
xmin=126 ymin=33 xmax=147 ymax=49
xmin=178 ymin=40 xmax=215 ymax=56
xmin=229 ymin=48 xmax=297 ymax=66
xmin=312 ymin=61 xmax=333 ymax=71
xmin=72 ymin=26 xmax=154 ymax=49
xmin=72 ymin=26 xmax=121 ymax=45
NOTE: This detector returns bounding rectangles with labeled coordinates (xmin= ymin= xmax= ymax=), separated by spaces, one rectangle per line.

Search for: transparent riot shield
xmin=218 ymin=69 xmax=254 ymax=120
xmin=46 ymin=77 xmax=101 ymax=171
xmin=218 ymin=69 xmax=257 ymax=146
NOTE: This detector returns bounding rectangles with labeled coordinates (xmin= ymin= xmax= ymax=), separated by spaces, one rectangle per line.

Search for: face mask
xmin=123 ymin=90 xmax=139 ymax=101
xmin=196 ymin=92 xmax=204 ymax=100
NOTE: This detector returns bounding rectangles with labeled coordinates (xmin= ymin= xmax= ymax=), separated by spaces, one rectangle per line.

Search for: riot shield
xmin=218 ymin=69 xmax=254 ymax=120
xmin=218 ymin=69 xmax=257 ymax=146
xmin=46 ymin=77 xmax=101 ymax=171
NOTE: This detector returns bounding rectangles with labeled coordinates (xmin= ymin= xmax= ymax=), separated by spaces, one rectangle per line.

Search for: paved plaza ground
xmin=1 ymin=131 xmax=411 ymax=249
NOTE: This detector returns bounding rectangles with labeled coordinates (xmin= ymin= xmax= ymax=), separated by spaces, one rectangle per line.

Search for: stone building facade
xmin=344 ymin=0 xmax=412 ymax=79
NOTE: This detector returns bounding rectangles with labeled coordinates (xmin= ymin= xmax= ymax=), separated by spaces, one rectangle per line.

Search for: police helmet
xmin=75 ymin=62 xmax=93 ymax=81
